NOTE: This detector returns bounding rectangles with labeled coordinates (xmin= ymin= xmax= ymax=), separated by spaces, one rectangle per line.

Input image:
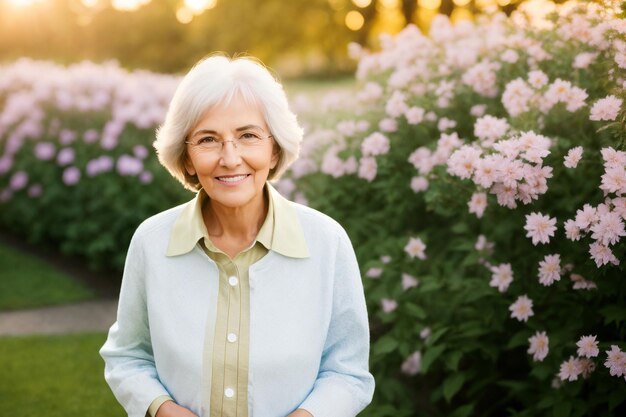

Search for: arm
xmin=298 ymin=229 xmax=375 ymax=417
xmin=99 ymin=230 xmax=175 ymax=417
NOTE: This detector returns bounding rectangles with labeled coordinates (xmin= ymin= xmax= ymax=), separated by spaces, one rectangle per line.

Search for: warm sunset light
xmin=453 ymin=0 xmax=471 ymax=7
xmin=351 ymin=0 xmax=371 ymax=7
xmin=176 ymin=6 xmax=194 ymax=23
xmin=111 ymin=0 xmax=150 ymax=12
xmin=184 ymin=0 xmax=217 ymax=15
xmin=5 ymin=0 xmax=43 ymax=6
xmin=418 ymin=0 xmax=442 ymax=11
xmin=345 ymin=10 xmax=365 ymax=31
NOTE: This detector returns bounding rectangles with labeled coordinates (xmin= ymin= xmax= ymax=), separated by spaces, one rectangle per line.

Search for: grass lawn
xmin=0 ymin=332 xmax=125 ymax=417
xmin=0 ymin=242 xmax=95 ymax=310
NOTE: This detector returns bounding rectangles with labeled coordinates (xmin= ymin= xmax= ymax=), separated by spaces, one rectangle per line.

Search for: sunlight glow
xmin=184 ymin=0 xmax=217 ymax=15
xmin=351 ymin=0 xmax=371 ymax=7
xmin=345 ymin=10 xmax=365 ymax=30
xmin=453 ymin=0 xmax=471 ymax=7
xmin=5 ymin=0 xmax=43 ymax=6
xmin=111 ymin=0 xmax=150 ymax=12
xmin=418 ymin=0 xmax=441 ymax=11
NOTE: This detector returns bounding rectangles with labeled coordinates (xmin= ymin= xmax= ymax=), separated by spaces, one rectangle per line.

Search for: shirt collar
xmin=166 ymin=183 xmax=309 ymax=259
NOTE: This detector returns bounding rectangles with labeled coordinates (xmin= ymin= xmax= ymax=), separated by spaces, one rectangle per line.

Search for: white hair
xmin=154 ymin=54 xmax=304 ymax=191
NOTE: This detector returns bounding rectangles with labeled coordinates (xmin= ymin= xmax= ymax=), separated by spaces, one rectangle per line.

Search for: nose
xmin=219 ymin=140 xmax=242 ymax=168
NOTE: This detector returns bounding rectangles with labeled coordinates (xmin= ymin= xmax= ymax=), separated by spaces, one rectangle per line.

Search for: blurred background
xmin=1 ymin=0 xmax=550 ymax=77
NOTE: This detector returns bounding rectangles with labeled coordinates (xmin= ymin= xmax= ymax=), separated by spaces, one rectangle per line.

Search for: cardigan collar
xmin=166 ymin=183 xmax=309 ymax=259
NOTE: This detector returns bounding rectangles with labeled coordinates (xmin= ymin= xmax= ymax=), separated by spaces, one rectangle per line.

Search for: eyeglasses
xmin=185 ymin=131 xmax=273 ymax=153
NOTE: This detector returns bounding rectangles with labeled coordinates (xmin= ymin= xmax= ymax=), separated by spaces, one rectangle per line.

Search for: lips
xmin=215 ymin=174 xmax=250 ymax=183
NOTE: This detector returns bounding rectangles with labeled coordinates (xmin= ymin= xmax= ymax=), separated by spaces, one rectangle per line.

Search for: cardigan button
xmin=224 ymin=388 xmax=235 ymax=398
xmin=227 ymin=333 xmax=238 ymax=343
xmin=228 ymin=276 xmax=239 ymax=286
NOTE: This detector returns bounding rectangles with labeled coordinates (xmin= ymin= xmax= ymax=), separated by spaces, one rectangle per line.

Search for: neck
xmin=203 ymin=193 xmax=268 ymax=244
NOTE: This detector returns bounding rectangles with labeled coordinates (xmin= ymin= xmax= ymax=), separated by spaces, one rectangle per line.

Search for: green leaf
xmin=426 ymin=327 xmax=449 ymax=346
xmin=443 ymin=372 xmax=466 ymax=402
xmin=373 ymin=336 xmax=398 ymax=356
xmin=447 ymin=350 xmax=463 ymax=371
xmin=506 ymin=330 xmax=529 ymax=350
xmin=600 ymin=305 xmax=626 ymax=325
xmin=404 ymin=303 xmax=427 ymax=319
xmin=421 ymin=345 xmax=446 ymax=374
xmin=449 ymin=404 xmax=474 ymax=417
xmin=553 ymin=402 xmax=572 ymax=417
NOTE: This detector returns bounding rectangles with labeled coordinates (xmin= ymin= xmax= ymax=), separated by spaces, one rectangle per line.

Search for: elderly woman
xmin=99 ymin=55 xmax=374 ymax=417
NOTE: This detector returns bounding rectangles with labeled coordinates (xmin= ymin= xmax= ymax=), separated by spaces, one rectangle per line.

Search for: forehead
xmin=193 ymin=94 xmax=267 ymax=133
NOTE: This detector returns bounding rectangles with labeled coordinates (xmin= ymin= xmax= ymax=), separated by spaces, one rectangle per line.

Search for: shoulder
xmin=290 ymin=202 xmax=351 ymax=244
xmin=132 ymin=200 xmax=189 ymax=242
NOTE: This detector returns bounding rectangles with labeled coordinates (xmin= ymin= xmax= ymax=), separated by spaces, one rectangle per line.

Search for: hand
xmin=154 ymin=401 xmax=199 ymax=417
xmin=286 ymin=409 xmax=314 ymax=417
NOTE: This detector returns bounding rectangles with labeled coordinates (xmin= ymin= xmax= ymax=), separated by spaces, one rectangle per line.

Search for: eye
xmin=239 ymin=132 xmax=262 ymax=141
xmin=197 ymin=136 xmax=219 ymax=144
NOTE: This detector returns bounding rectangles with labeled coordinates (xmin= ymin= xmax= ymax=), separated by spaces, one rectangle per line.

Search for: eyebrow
xmin=191 ymin=124 xmax=265 ymax=138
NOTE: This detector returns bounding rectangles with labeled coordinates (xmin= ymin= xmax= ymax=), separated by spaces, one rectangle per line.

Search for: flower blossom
xmin=604 ymin=345 xmax=626 ymax=377
xmin=468 ymin=192 xmax=487 ymax=218
xmin=509 ymin=295 xmax=534 ymax=322
xmin=401 ymin=273 xmax=419 ymax=290
xmin=366 ymin=267 xmax=383 ymax=278
xmin=63 ymin=166 xmax=81 ymax=186
xmin=404 ymin=237 xmax=427 ymax=260
xmin=401 ymin=351 xmax=422 ymax=376
xmin=559 ymin=356 xmax=582 ymax=381
xmin=524 ymin=212 xmax=557 ymax=245
xmin=489 ymin=263 xmax=513 ymax=293
xmin=528 ymin=331 xmax=549 ymax=362
xmin=474 ymin=115 xmax=509 ymax=145
xmin=538 ymin=254 xmax=562 ymax=286
xmin=563 ymin=146 xmax=583 ymax=168
xmin=570 ymin=273 xmax=597 ymax=290
xmin=589 ymin=242 xmax=619 ymax=267
xmin=361 ymin=132 xmax=390 ymax=156
xmin=9 ymin=171 xmax=28 ymax=191
xmin=358 ymin=157 xmax=377 ymax=182
xmin=589 ymin=95 xmax=622 ymax=121
xmin=576 ymin=335 xmax=600 ymax=358
xmin=381 ymin=298 xmax=398 ymax=313
xmin=410 ymin=176 xmax=429 ymax=193
xmin=590 ymin=211 xmax=625 ymax=246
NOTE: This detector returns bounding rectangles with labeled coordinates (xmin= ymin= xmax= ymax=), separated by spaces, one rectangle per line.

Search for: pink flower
xmin=468 ymin=192 xmax=488 ymax=218
xmin=570 ymin=273 xmax=597 ymax=290
xmin=538 ymin=254 xmax=561 ymax=286
xmin=358 ymin=157 xmax=377 ymax=182
xmin=600 ymin=166 xmax=626 ymax=195
xmin=385 ymin=90 xmax=407 ymax=118
xmin=379 ymin=118 xmax=397 ymax=132
xmin=474 ymin=115 xmax=509 ymax=146
xmin=589 ymin=242 xmax=619 ymax=267
xmin=576 ymin=335 xmax=600 ymax=358
xmin=559 ymin=356 xmax=582 ymax=381
xmin=575 ymin=204 xmax=598 ymax=230
xmin=9 ymin=171 xmax=28 ymax=191
xmin=502 ymin=78 xmax=534 ymax=116
xmin=524 ymin=212 xmax=557 ymax=245
xmin=410 ymin=176 xmax=429 ymax=193
xmin=578 ymin=358 xmax=596 ymax=379
xmin=381 ymin=298 xmax=398 ymax=313
xmin=527 ymin=70 xmax=548 ymax=89
xmin=27 ymin=184 xmax=42 ymax=198
xmin=133 ymin=145 xmax=149 ymax=160
xmin=590 ymin=211 xmax=625 ymax=246
xmin=0 ymin=156 xmax=13 ymax=175
xmin=563 ymin=219 xmax=581 ymax=241
xmin=501 ymin=49 xmax=519 ymax=63
xmin=59 ymin=129 xmax=77 ymax=145
xmin=447 ymin=145 xmax=482 ymax=179
xmin=366 ymin=267 xmax=383 ymax=278
xmin=56 ymin=148 xmax=75 ymax=166
xmin=420 ymin=327 xmax=431 ymax=340
xmin=404 ymin=237 xmax=427 ymax=260
xmin=564 ymin=146 xmax=583 ymax=168
xmin=34 ymin=142 xmax=56 ymax=161
xmin=83 ymin=129 xmax=100 ymax=144
xmin=361 ymin=132 xmax=390 ymax=156
xmin=401 ymin=273 xmax=419 ymax=290
xmin=401 ymin=351 xmax=421 ymax=376
xmin=604 ymin=345 xmax=626 ymax=377
xmin=437 ymin=117 xmax=456 ymax=132
xmin=489 ymin=263 xmax=513 ymax=293
xmin=564 ymin=87 xmax=588 ymax=112
xmin=509 ymin=295 xmax=534 ymax=322
xmin=62 ymin=166 xmax=81 ymax=186
xmin=590 ymin=95 xmax=622 ymax=121
xmin=475 ymin=235 xmax=494 ymax=253
xmin=528 ymin=331 xmax=549 ymax=362
xmin=116 ymin=155 xmax=143 ymax=176
xmin=405 ymin=106 xmax=425 ymax=124
xmin=470 ymin=104 xmax=487 ymax=117
xmin=573 ymin=52 xmax=597 ymax=69
xmin=601 ymin=147 xmax=626 ymax=170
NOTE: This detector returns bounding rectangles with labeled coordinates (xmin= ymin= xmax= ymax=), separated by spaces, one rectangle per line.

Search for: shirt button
xmin=227 ymin=333 xmax=238 ymax=343
xmin=224 ymin=388 xmax=235 ymax=398
xmin=228 ymin=276 xmax=239 ymax=286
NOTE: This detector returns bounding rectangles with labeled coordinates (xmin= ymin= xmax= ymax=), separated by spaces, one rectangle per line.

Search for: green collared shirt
xmin=149 ymin=183 xmax=308 ymax=417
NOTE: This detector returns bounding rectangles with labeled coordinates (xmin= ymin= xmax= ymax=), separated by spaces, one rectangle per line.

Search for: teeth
xmin=218 ymin=175 xmax=247 ymax=183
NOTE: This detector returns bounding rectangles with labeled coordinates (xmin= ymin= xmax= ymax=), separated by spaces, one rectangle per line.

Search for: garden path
xmin=0 ymin=298 xmax=118 ymax=336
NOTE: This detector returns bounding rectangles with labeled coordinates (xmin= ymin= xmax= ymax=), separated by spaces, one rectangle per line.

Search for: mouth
xmin=215 ymin=174 xmax=250 ymax=184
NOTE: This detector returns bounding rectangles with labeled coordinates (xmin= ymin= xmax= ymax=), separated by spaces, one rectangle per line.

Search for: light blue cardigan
xmin=100 ymin=186 xmax=375 ymax=417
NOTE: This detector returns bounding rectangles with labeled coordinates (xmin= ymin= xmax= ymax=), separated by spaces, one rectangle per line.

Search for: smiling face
xmin=184 ymin=95 xmax=278 ymax=212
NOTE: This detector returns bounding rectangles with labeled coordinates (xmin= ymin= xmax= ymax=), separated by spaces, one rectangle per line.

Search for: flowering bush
xmin=279 ymin=2 xmax=626 ymax=416
xmin=0 ymin=59 xmax=189 ymax=270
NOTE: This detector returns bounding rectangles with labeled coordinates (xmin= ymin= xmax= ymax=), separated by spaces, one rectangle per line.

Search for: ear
xmin=270 ymin=144 xmax=280 ymax=169
xmin=184 ymin=154 xmax=197 ymax=176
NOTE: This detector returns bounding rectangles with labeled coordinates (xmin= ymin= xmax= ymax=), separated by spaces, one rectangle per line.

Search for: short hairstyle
xmin=154 ymin=54 xmax=303 ymax=191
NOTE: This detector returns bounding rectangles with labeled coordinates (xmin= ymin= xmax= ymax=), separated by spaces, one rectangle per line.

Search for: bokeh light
xmin=418 ymin=0 xmax=442 ymax=11
xmin=176 ymin=6 xmax=194 ymax=24
xmin=453 ymin=0 xmax=471 ymax=7
xmin=351 ymin=0 xmax=371 ymax=7
xmin=345 ymin=10 xmax=365 ymax=31
xmin=184 ymin=0 xmax=217 ymax=15
xmin=5 ymin=0 xmax=43 ymax=6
